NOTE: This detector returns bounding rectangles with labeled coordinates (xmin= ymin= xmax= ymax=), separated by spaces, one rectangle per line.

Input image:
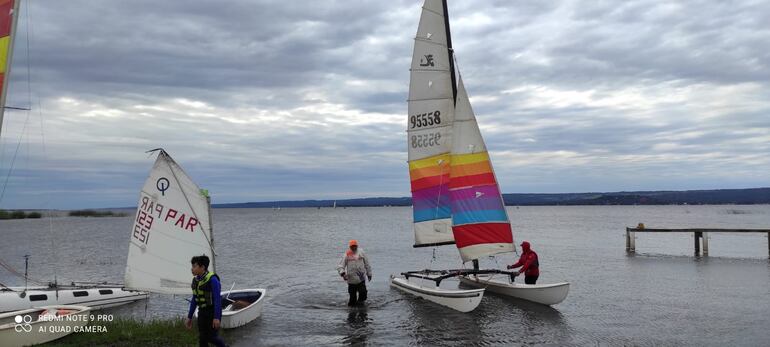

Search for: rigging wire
xmin=0 ymin=257 xmax=46 ymax=286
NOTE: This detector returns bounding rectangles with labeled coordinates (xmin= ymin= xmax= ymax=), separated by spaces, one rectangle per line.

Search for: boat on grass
xmin=0 ymin=305 xmax=90 ymax=347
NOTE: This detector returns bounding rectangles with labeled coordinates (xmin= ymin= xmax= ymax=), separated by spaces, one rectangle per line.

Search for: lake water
xmin=1 ymin=205 xmax=769 ymax=346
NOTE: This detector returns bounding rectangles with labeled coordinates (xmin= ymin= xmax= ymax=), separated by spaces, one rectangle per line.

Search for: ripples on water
xmin=1 ymin=205 xmax=769 ymax=346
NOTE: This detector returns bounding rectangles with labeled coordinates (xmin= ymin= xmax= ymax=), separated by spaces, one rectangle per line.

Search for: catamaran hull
xmin=390 ymin=276 xmax=484 ymax=313
xmin=459 ymin=275 xmax=569 ymax=305
xmin=195 ymin=289 xmax=266 ymax=329
xmin=0 ymin=305 xmax=91 ymax=347
xmin=0 ymin=287 xmax=148 ymax=314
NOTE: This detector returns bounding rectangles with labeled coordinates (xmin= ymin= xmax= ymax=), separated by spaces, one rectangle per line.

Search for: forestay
xmin=124 ymin=150 xmax=214 ymax=294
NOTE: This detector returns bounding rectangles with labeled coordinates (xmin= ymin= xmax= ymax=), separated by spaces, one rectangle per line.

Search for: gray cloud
xmin=1 ymin=0 xmax=768 ymax=209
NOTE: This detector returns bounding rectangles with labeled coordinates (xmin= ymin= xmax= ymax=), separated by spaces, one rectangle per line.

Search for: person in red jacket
xmin=507 ymin=241 xmax=540 ymax=284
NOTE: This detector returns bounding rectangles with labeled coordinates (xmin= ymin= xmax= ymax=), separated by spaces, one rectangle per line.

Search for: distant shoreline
xmin=213 ymin=187 xmax=770 ymax=209
xmin=7 ymin=187 xmax=767 ymax=212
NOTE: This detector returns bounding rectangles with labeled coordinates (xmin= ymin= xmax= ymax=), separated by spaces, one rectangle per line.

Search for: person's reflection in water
xmin=343 ymin=307 xmax=370 ymax=346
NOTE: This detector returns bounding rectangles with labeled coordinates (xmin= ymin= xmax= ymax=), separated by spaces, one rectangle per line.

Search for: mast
xmin=442 ymin=0 xmax=457 ymax=104
xmin=206 ymin=193 xmax=215 ymax=273
xmin=0 ymin=0 xmax=20 ymax=135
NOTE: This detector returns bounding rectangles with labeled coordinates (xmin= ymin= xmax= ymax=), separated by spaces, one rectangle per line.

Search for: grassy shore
xmin=0 ymin=209 xmax=42 ymax=219
xmin=68 ymin=209 xmax=128 ymax=217
xmin=45 ymin=318 xmax=230 ymax=346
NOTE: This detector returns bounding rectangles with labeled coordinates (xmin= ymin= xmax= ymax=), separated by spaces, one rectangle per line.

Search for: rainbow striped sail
xmin=0 ymin=0 xmax=18 ymax=129
xmin=408 ymin=0 xmax=514 ymax=261
xmin=449 ymin=78 xmax=513 ymax=262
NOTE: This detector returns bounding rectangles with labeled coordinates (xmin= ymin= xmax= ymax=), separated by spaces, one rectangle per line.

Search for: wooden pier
xmin=626 ymin=223 xmax=770 ymax=256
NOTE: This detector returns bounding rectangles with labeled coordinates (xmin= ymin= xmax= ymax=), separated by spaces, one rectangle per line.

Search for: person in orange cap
xmin=336 ymin=239 xmax=372 ymax=306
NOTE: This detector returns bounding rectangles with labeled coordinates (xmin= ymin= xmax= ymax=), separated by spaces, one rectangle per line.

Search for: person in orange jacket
xmin=507 ymin=241 xmax=540 ymax=284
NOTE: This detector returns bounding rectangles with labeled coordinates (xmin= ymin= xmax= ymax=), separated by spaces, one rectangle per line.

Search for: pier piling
xmin=625 ymin=226 xmax=770 ymax=257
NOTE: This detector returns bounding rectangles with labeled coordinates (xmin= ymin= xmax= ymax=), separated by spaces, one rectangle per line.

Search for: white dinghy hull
xmin=0 ymin=305 xmax=91 ymax=347
xmin=195 ymin=289 xmax=266 ymax=329
xmin=390 ymin=276 xmax=484 ymax=313
xmin=459 ymin=274 xmax=569 ymax=305
xmin=220 ymin=289 xmax=266 ymax=329
xmin=0 ymin=286 xmax=148 ymax=314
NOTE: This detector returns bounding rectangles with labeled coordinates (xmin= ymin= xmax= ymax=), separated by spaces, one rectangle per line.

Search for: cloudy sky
xmin=0 ymin=0 xmax=768 ymax=209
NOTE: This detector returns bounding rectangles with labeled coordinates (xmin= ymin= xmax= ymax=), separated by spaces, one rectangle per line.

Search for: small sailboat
xmin=0 ymin=305 xmax=91 ymax=347
xmin=124 ymin=149 xmax=265 ymax=328
xmin=0 ymin=0 xmax=147 ymax=313
xmin=390 ymin=0 xmax=569 ymax=310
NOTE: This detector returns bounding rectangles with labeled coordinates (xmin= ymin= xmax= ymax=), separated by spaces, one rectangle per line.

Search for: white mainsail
xmin=124 ymin=150 xmax=214 ymax=294
xmin=408 ymin=0 xmax=456 ymax=247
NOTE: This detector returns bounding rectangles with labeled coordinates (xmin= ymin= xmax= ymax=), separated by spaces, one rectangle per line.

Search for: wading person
xmin=336 ymin=239 xmax=372 ymax=306
xmin=185 ymin=255 xmax=227 ymax=347
xmin=507 ymin=241 xmax=540 ymax=284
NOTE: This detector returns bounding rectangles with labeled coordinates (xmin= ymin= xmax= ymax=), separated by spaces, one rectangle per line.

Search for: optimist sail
xmin=0 ymin=0 xmax=19 ymax=130
xmin=124 ymin=150 xmax=214 ymax=294
xmin=407 ymin=0 xmax=456 ymax=247
xmin=450 ymin=77 xmax=514 ymax=262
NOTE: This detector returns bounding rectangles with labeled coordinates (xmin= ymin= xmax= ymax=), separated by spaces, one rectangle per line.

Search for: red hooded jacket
xmin=510 ymin=241 xmax=539 ymax=277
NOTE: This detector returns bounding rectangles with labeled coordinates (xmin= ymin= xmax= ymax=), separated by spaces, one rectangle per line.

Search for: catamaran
xmin=0 ymin=0 xmax=147 ymax=314
xmin=390 ymin=0 xmax=569 ymax=310
xmin=124 ymin=149 xmax=266 ymax=328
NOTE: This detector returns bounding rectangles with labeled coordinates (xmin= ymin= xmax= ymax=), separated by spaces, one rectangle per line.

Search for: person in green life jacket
xmin=185 ymin=255 xmax=227 ymax=347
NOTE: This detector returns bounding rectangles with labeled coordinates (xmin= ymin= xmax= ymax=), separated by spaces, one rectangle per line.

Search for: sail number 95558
xmin=411 ymin=132 xmax=441 ymax=148
xmin=409 ymin=110 xmax=441 ymax=129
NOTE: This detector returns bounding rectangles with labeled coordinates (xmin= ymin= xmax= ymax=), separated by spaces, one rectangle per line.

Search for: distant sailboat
xmin=390 ymin=0 xmax=568 ymax=310
xmin=124 ymin=149 xmax=266 ymax=328
xmin=0 ymin=0 xmax=147 ymax=314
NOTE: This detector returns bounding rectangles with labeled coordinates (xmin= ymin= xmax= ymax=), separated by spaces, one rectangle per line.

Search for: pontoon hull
xmin=390 ymin=276 xmax=484 ymax=313
xmin=459 ymin=274 xmax=569 ymax=305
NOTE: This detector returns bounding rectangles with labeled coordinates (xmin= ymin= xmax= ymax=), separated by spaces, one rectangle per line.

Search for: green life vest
xmin=191 ymin=271 xmax=219 ymax=309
